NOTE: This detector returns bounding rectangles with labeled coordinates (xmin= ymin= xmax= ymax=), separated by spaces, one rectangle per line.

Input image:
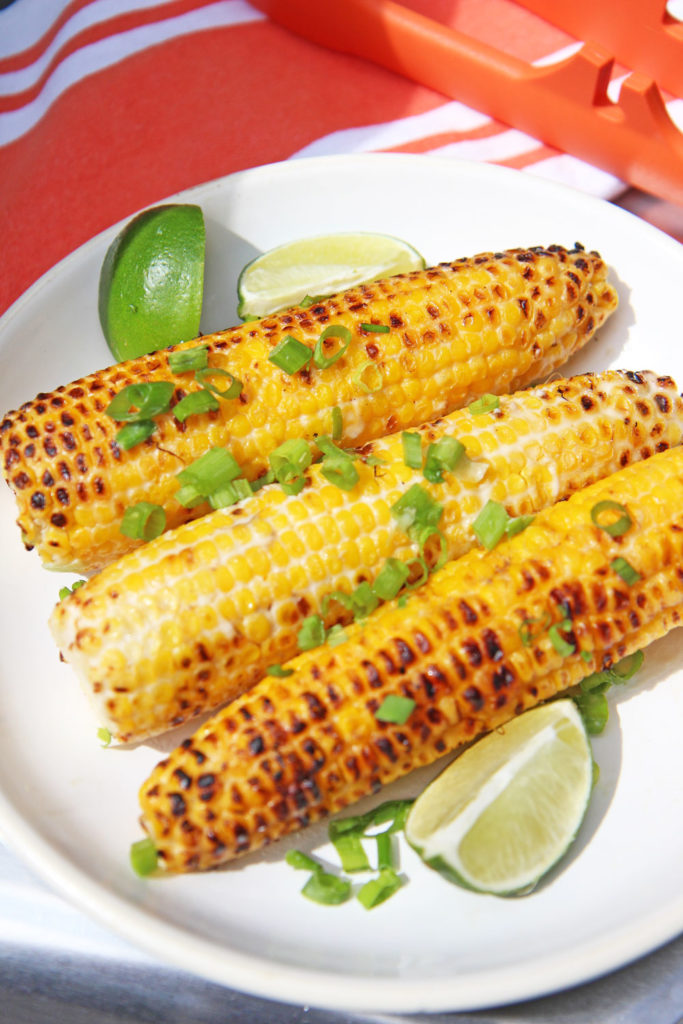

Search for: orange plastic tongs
xmin=250 ymin=0 xmax=683 ymax=205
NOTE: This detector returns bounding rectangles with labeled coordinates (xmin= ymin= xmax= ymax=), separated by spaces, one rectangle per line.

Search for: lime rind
xmin=237 ymin=232 xmax=425 ymax=319
xmin=99 ymin=204 xmax=205 ymax=362
xmin=405 ymin=700 xmax=593 ymax=896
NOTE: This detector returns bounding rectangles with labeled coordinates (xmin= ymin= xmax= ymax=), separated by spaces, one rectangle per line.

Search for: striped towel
xmin=0 ymin=0 xmax=627 ymax=318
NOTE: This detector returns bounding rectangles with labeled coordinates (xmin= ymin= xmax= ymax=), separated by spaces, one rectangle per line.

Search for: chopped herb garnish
xmin=317 ymin=436 xmax=359 ymax=491
xmin=548 ymin=618 xmax=575 ymax=657
xmin=106 ymin=382 xmax=175 ymax=422
xmin=175 ymin=448 xmax=242 ymax=509
xmin=518 ymin=611 xmax=552 ymax=647
xmin=326 ymin=624 xmax=349 ymax=647
xmin=168 ymin=346 xmax=209 ymax=374
xmin=299 ymin=294 xmax=328 ymax=308
xmin=172 ymin=389 xmax=220 ymax=423
xmin=208 ymin=477 xmax=252 ymax=509
xmin=391 ymin=484 xmax=443 ymax=539
xmin=608 ymin=649 xmax=644 ymax=682
xmin=468 ymin=394 xmax=500 ymax=415
xmin=357 ymin=868 xmax=403 ymax=909
xmin=505 ymin=514 xmax=535 ymax=538
xmin=313 ymin=325 xmax=352 ymax=369
xmin=120 ymin=502 xmax=166 ymax=541
xmin=331 ymin=405 xmax=343 ymax=441
xmin=423 ymin=436 xmax=466 ymax=484
xmin=301 ymin=869 xmax=352 ymax=906
xmin=130 ymin=838 xmax=158 ymax=877
xmin=195 ymin=367 xmax=242 ymax=400
xmin=610 ymin=556 xmax=641 ymax=585
xmin=297 ymin=614 xmax=326 ymax=651
xmin=266 ymin=664 xmax=294 ymax=678
xmin=360 ymin=322 xmax=390 ymax=334
xmin=590 ymin=499 xmax=632 ymax=537
xmin=269 ymin=438 xmax=312 ymax=496
xmin=59 ymin=579 xmax=86 ymax=601
xmin=402 ymin=431 xmax=422 ymax=470
xmin=372 ymin=558 xmax=411 ymax=601
xmin=285 ymin=849 xmax=319 ymax=871
xmin=115 ymin=419 xmax=156 ymax=450
xmin=97 ymin=726 xmax=112 ymax=747
xmin=353 ymin=359 xmax=383 ymax=394
xmin=375 ymin=694 xmax=416 ymax=724
xmin=330 ymin=831 xmax=371 ymax=873
xmin=472 ymin=499 xmax=509 ymax=550
xmin=574 ymin=691 xmax=609 ymax=735
xmin=268 ymin=335 xmax=312 ymax=374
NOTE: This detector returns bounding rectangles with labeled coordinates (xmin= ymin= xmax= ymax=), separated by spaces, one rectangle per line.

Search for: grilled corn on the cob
xmin=51 ymin=370 xmax=682 ymax=744
xmin=139 ymin=443 xmax=683 ymax=871
xmin=1 ymin=244 xmax=617 ymax=573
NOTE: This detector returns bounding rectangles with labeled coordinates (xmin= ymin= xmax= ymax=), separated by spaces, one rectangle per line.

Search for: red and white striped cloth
xmin=0 ymin=0 xmax=630 ymax=319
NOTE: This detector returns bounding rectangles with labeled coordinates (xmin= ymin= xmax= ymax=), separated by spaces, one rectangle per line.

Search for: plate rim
xmin=1 ymin=152 xmax=682 ymax=1013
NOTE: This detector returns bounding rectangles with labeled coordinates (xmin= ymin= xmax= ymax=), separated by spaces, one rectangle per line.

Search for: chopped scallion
xmin=609 ymin=649 xmax=644 ymax=682
xmin=208 ymin=477 xmax=252 ymax=509
xmin=285 ymin=849 xmax=319 ymax=871
xmin=548 ymin=618 xmax=575 ymax=657
xmin=518 ymin=611 xmax=552 ymax=647
xmin=97 ymin=726 xmax=112 ymax=747
xmin=266 ymin=664 xmax=294 ymax=678
xmin=269 ymin=439 xmax=312 ymax=496
xmin=505 ymin=514 xmax=535 ymax=538
xmin=59 ymin=579 xmax=86 ymax=601
xmin=297 ymin=614 xmax=326 ymax=651
xmin=468 ymin=394 xmax=500 ymax=415
xmin=360 ymin=322 xmax=390 ymax=333
xmin=172 ymin=389 xmax=220 ymax=423
xmin=195 ymin=367 xmax=242 ymax=400
xmin=574 ymin=691 xmax=609 ymax=735
xmin=423 ymin=436 xmax=465 ymax=484
xmin=130 ymin=838 xmax=158 ymax=877
xmin=375 ymin=830 xmax=394 ymax=871
xmin=177 ymin=447 xmax=242 ymax=494
xmin=352 ymin=359 xmax=383 ymax=394
xmin=106 ymin=382 xmax=175 ymax=422
xmin=372 ymin=558 xmax=411 ymax=601
xmin=168 ymin=345 xmax=209 ymax=374
xmin=115 ymin=419 xmax=156 ymax=450
xmin=472 ymin=500 xmax=509 ymax=550
xmin=326 ymin=624 xmax=349 ymax=647
xmin=268 ymin=335 xmax=312 ymax=374
xmin=299 ymin=294 xmax=328 ymax=308
xmin=316 ymin=438 xmax=359 ymax=491
xmin=313 ymin=325 xmax=352 ymax=369
xmin=330 ymin=831 xmax=371 ymax=873
xmin=391 ymin=484 xmax=443 ymax=538
xmin=402 ymin=431 xmax=422 ymax=470
xmin=590 ymin=499 xmax=632 ymax=537
xmin=375 ymin=694 xmax=416 ymax=724
xmin=356 ymin=868 xmax=402 ymax=909
xmin=301 ymin=869 xmax=351 ymax=906
xmin=331 ymin=405 xmax=343 ymax=441
xmin=120 ymin=502 xmax=166 ymax=541
xmin=404 ymin=555 xmax=429 ymax=591
xmin=610 ymin=556 xmax=641 ymax=585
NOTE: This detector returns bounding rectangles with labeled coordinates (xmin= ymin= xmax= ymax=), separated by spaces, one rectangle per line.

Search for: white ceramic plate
xmin=0 ymin=155 xmax=682 ymax=1014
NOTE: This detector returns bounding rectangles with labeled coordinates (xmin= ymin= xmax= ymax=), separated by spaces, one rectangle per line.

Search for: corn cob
xmin=51 ymin=370 xmax=682 ymax=744
xmin=1 ymin=244 xmax=617 ymax=574
xmin=138 ymin=443 xmax=683 ymax=872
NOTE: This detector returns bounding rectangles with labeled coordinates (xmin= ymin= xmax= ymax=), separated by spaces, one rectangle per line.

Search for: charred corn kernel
xmin=138 ymin=442 xmax=683 ymax=871
xmin=2 ymin=245 xmax=617 ymax=574
xmin=51 ymin=371 xmax=683 ymax=743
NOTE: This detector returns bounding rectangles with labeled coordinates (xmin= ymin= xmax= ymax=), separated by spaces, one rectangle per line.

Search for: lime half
xmin=405 ymin=700 xmax=593 ymax=895
xmin=237 ymin=232 xmax=425 ymax=319
xmin=98 ymin=204 xmax=205 ymax=361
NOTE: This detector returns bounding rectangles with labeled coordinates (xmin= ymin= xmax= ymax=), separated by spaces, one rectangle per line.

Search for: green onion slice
xmin=299 ymin=294 xmax=328 ymax=308
xmin=590 ymin=499 xmax=632 ymax=537
xmin=360 ymin=322 xmax=390 ymax=333
xmin=315 ymin=438 xmax=359 ymax=491
xmin=297 ymin=614 xmax=326 ymax=651
xmin=505 ymin=514 xmax=535 ymax=538
xmin=313 ymin=325 xmax=352 ymax=369
xmin=375 ymin=830 xmax=394 ymax=871
xmin=574 ymin=691 xmax=609 ymax=735
xmin=331 ymin=405 xmax=343 ymax=440
xmin=472 ymin=499 xmax=510 ymax=550
xmin=172 ymin=389 xmax=220 ymax=423
xmin=609 ymin=649 xmax=644 ymax=682
xmin=329 ymin=800 xmax=413 ymax=841
xmin=97 ymin=727 xmax=112 ymax=747
xmin=372 ymin=558 xmax=411 ymax=601
xmin=391 ymin=484 xmax=443 ymax=538
xmin=468 ymin=393 xmax=500 ymax=415
xmin=330 ymin=831 xmax=371 ymax=873
xmin=196 ymin=367 xmax=243 ymax=400
xmin=326 ymin=624 xmax=349 ymax=647
xmin=120 ymin=502 xmax=166 ymax=541
xmin=130 ymin=837 xmax=158 ymax=877
xmin=402 ymin=431 xmax=422 ymax=470
xmin=285 ymin=849 xmax=319 ymax=871
xmin=115 ymin=420 xmax=156 ymax=450
xmin=266 ymin=664 xmax=294 ymax=678
xmin=59 ymin=579 xmax=86 ymax=601
xmin=106 ymin=382 xmax=175 ymax=422
xmin=353 ymin=359 xmax=383 ymax=394
xmin=269 ymin=438 xmax=312 ymax=495
xmin=250 ymin=470 xmax=275 ymax=493
xmin=417 ymin=526 xmax=449 ymax=572
xmin=404 ymin=555 xmax=430 ymax=591
xmin=177 ymin=447 xmax=242 ymax=495
xmin=168 ymin=345 xmax=209 ymax=374
xmin=610 ymin=556 xmax=641 ymax=585
xmin=375 ymin=694 xmax=416 ymax=724
xmin=357 ymin=868 xmax=403 ymax=910
xmin=208 ymin=477 xmax=252 ymax=509
xmin=548 ymin=618 xmax=575 ymax=657
xmin=301 ymin=869 xmax=351 ymax=906
xmin=518 ymin=611 xmax=552 ymax=647
xmin=268 ymin=335 xmax=312 ymax=374
xmin=423 ymin=436 xmax=465 ymax=484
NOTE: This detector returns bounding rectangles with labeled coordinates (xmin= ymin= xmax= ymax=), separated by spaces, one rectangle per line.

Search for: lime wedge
xmin=237 ymin=232 xmax=425 ymax=319
xmin=405 ymin=700 xmax=593 ymax=895
xmin=98 ymin=204 xmax=205 ymax=361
